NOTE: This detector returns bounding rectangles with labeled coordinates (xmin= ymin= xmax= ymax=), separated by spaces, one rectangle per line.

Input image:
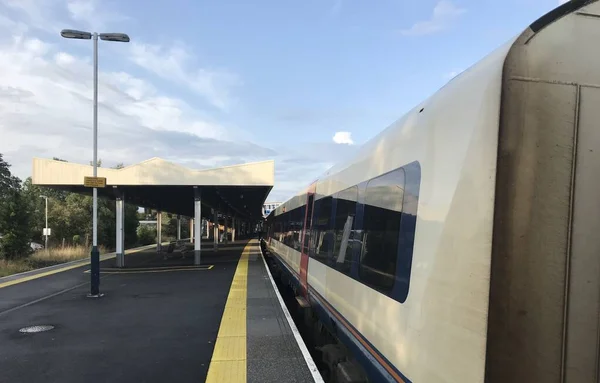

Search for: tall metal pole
xmin=194 ymin=187 xmax=201 ymax=265
xmin=60 ymin=28 xmax=129 ymax=298
xmin=44 ymin=197 xmax=48 ymax=251
xmin=89 ymin=32 xmax=101 ymax=297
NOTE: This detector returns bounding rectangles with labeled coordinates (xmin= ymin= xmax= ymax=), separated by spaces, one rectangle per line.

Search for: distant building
xmin=262 ymin=202 xmax=282 ymax=218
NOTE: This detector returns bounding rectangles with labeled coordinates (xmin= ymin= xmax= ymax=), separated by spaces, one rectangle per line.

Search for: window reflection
xmin=359 ymin=169 xmax=405 ymax=293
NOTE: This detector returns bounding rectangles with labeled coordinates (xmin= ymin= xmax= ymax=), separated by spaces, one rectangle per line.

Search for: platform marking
xmin=82 ymin=265 xmax=214 ymax=274
xmin=0 ymin=280 xmax=91 ymax=317
xmin=100 ymin=265 xmax=214 ymax=271
xmin=0 ymin=243 xmax=167 ymax=289
xmin=260 ymin=244 xmax=325 ymax=383
xmin=205 ymin=242 xmax=250 ymax=383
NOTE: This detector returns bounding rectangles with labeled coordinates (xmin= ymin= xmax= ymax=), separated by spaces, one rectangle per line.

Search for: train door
xmin=299 ymin=183 xmax=316 ymax=298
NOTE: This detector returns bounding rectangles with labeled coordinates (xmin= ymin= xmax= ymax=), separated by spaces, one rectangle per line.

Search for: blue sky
xmin=0 ymin=0 xmax=564 ymax=202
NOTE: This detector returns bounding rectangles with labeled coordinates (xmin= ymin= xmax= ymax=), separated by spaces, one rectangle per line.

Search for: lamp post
xmin=40 ymin=195 xmax=48 ymax=252
xmin=60 ymin=29 xmax=130 ymax=298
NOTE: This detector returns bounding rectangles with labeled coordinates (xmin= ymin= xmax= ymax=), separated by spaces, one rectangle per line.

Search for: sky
xmin=0 ymin=0 xmax=566 ymax=203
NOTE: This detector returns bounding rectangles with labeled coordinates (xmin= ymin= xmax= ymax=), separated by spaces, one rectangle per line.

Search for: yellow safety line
xmin=0 ymin=243 xmax=167 ymax=289
xmin=205 ymin=242 xmax=252 ymax=383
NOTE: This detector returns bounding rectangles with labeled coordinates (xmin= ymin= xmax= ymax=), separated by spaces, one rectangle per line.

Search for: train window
xmin=272 ymin=207 xmax=305 ymax=250
xmin=284 ymin=211 xmax=291 ymax=246
xmin=311 ymin=196 xmax=333 ymax=262
xmin=308 ymin=198 xmax=321 ymax=257
xmin=299 ymin=205 xmax=306 ymax=251
xmin=291 ymin=206 xmax=304 ymax=251
xmin=281 ymin=212 xmax=289 ymax=245
xmin=287 ymin=209 xmax=296 ymax=248
xmin=359 ymin=169 xmax=405 ymax=293
xmin=333 ymin=186 xmax=358 ymax=273
xmin=275 ymin=216 xmax=283 ymax=242
xmin=303 ymin=194 xmax=315 ymax=253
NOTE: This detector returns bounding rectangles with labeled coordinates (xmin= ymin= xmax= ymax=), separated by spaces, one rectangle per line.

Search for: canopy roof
xmin=32 ymin=157 xmax=275 ymax=220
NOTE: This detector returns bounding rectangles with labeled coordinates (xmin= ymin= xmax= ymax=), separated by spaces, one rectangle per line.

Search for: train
xmin=261 ymin=1 xmax=600 ymax=382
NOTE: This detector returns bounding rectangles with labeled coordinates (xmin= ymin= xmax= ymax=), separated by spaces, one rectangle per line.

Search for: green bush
xmin=0 ymin=190 xmax=32 ymax=260
xmin=72 ymin=235 xmax=81 ymax=245
xmin=137 ymin=225 xmax=155 ymax=246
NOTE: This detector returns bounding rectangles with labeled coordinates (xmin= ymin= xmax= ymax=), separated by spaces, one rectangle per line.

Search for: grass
xmin=0 ymin=259 xmax=32 ymax=277
xmin=0 ymin=245 xmax=108 ymax=278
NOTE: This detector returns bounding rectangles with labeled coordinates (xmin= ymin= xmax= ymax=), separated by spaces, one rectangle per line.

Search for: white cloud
xmin=66 ymin=0 xmax=94 ymax=21
xmin=559 ymin=0 xmax=569 ymax=4
xmin=2 ymin=0 xmax=237 ymax=111
xmin=0 ymin=31 xmax=250 ymax=180
xmin=332 ymin=131 xmax=354 ymax=145
xmin=129 ymin=42 xmax=240 ymax=110
xmin=0 ymin=0 xmax=255 ymax=182
xmin=54 ymin=51 xmax=75 ymax=66
xmin=66 ymin=0 xmax=129 ymax=31
xmin=400 ymin=0 xmax=466 ymax=36
xmin=1 ymin=0 xmax=62 ymax=33
xmin=0 ymin=0 xmax=352 ymax=207
xmin=23 ymin=37 xmax=50 ymax=55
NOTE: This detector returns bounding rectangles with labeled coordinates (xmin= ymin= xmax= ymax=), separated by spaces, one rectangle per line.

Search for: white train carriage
xmin=264 ymin=1 xmax=600 ymax=382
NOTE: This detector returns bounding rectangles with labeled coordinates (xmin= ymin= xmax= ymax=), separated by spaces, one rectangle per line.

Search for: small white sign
xmin=43 ymin=228 xmax=52 ymax=236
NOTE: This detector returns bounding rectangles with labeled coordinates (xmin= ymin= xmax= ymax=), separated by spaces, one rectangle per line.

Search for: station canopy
xmin=31 ymin=157 xmax=275 ymax=220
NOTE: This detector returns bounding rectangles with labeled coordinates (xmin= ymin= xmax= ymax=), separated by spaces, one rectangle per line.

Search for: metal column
xmin=231 ymin=217 xmax=236 ymax=243
xmin=190 ymin=219 xmax=194 ymax=243
xmin=116 ymin=192 xmax=125 ymax=268
xmin=194 ymin=187 xmax=201 ymax=265
xmin=224 ymin=216 xmax=229 ymax=244
xmin=213 ymin=210 xmax=219 ymax=252
xmin=90 ymin=32 xmax=100 ymax=297
xmin=157 ymin=211 xmax=162 ymax=252
xmin=177 ymin=214 xmax=181 ymax=240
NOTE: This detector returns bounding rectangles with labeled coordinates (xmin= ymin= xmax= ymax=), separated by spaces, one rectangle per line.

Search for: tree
xmin=164 ymin=213 xmax=178 ymax=240
xmin=137 ymin=224 xmax=155 ymax=245
xmin=21 ymin=177 xmax=45 ymax=243
xmin=180 ymin=216 xmax=190 ymax=239
xmin=0 ymin=154 xmax=19 ymax=198
xmin=0 ymin=154 xmax=141 ymax=255
xmin=97 ymin=198 xmax=116 ymax=249
xmin=34 ymin=161 xmax=141 ymax=250
xmin=46 ymin=192 xmax=91 ymax=247
xmin=125 ymin=203 xmax=139 ymax=247
xmin=0 ymin=189 xmax=32 ymax=259
xmin=0 ymin=154 xmax=31 ymax=259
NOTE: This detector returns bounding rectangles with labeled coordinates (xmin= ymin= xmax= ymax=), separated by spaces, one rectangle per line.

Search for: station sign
xmin=83 ymin=176 xmax=107 ymax=188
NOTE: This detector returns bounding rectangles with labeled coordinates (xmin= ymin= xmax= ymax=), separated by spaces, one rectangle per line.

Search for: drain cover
xmin=19 ymin=325 xmax=54 ymax=333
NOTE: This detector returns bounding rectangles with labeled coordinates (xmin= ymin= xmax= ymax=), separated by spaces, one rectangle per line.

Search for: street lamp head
xmin=60 ymin=29 xmax=92 ymax=40
xmin=99 ymin=33 xmax=130 ymax=42
xmin=40 ymin=195 xmax=47 ymax=199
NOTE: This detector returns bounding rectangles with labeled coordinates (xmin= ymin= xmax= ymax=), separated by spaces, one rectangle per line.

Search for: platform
xmin=0 ymin=239 xmax=321 ymax=382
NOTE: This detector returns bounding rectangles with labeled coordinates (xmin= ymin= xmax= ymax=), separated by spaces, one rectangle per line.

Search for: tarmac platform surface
xmin=0 ymin=239 xmax=319 ymax=382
